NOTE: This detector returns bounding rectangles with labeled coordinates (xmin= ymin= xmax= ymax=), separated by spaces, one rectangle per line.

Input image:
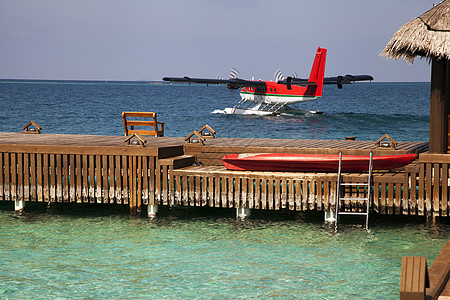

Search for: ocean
xmin=0 ymin=80 xmax=448 ymax=299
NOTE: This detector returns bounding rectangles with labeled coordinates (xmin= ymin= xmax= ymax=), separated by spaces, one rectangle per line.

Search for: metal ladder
xmin=335 ymin=152 xmax=373 ymax=230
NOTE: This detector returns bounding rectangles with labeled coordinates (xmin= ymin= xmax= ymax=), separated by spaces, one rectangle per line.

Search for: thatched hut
xmin=382 ymin=0 xmax=449 ymax=153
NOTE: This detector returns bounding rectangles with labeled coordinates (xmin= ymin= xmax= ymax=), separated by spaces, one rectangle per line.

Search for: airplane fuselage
xmin=240 ymin=81 xmax=319 ymax=105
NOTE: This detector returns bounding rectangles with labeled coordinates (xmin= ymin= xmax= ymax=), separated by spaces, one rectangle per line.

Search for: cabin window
xmin=274 ymin=88 xmax=276 ymax=92
xmin=270 ymin=88 xmax=272 ymax=92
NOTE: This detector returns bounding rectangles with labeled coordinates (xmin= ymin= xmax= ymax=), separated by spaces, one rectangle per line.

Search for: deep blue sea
xmin=0 ymin=81 xmax=430 ymax=141
xmin=0 ymin=81 xmax=447 ymax=300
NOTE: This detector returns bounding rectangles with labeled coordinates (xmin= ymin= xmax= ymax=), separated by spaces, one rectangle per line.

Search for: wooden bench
xmin=400 ymin=256 xmax=429 ymax=300
xmin=122 ymin=112 xmax=165 ymax=137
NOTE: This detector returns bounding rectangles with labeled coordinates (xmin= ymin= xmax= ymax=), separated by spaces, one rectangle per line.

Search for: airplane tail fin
xmin=306 ymin=47 xmax=327 ymax=97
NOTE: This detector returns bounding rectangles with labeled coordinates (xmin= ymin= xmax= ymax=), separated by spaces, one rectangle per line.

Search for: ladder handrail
xmin=335 ymin=152 xmax=373 ymax=230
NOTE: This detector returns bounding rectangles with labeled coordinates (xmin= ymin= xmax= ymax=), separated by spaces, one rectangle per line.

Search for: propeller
xmin=274 ymin=69 xmax=285 ymax=82
xmin=229 ymin=68 xmax=239 ymax=79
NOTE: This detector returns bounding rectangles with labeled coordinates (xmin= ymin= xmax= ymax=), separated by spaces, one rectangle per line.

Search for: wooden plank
xmin=102 ymin=155 xmax=108 ymax=204
xmin=442 ymin=164 xmax=448 ymax=217
xmin=409 ymin=171 xmax=417 ymax=215
xmin=207 ymin=174 xmax=213 ymax=207
xmin=137 ymin=156 xmax=142 ymax=214
xmin=23 ymin=153 xmax=30 ymax=202
xmin=288 ymin=179 xmax=294 ymax=210
xmin=395 ymin=182 xmax=402 ymax=215
xmin=82 ymin=155 xmax=88 ymax=203
xmin=433 ymin=163 xmax=441 ymax=218
xmin=400 ymin=256 xmax=429 ymax=300
xmin=68 ymin=154 xmax=75 ymax=202
xmin=4 ymin=153 xmax=10 ymax=201
xmin=17 ymin=153 xmax=23 ymax=203
xmin=418 ymin=162 xmax=425 ymax=215
xmin=55 ymin=154 xmax=62 ymax=202
xmin=268 ymin=178 xmax=274 ymax=210
xmin=373 ymin=182 xmax=380 ymax=213
xmin=188 ymin=173 xmax=194 ymax=206
xmin=201 ymin=174 xmax=207 ymax=207
xmin=425 ymin=163 xmax=433 ymax=217
xmin=95 ymin=155 xmax=102 ymax=203
xmin=248 ymin=177 xmax=255 ymax=209
xmin=89 ymin=155 xmax=95 ymax=203
xmin=149 ymin=156 xmax=155 ymax=206
xmin=274 ymin=178 xmax=281 ymax=210
xmin=261 ymin=178 xmax=267 ymax=210
xmin=421 ymin=153 xmax=450 ymax=164
xmin=43 ymin=154 xmax=49 ymax=203
xmin=194 ymin=175 xmax=200 ymax=206
xmin=234 ymin=177 xmax=240 ymax=208
xmin=161 ymin=164 xmax=168 ymax=206
xmin=309 ymin=179 xmax=316 ymax=210
xmin=387 ymin=183 xmax=394 ymax=215
xmin=49 ymin=154 xmax=56 ymax=203
xmin=323 ymin=179 xmax=330 ymax=211
xmin=63 ymin=154 xmax=69 ymax=202
xmin=222 ymin=176 xmax=232 ymax=208
xmin=183 ymin=174 xmax=189 ymax=207
xmin=254 ymin=177 xmax=261 ymax=209
xmin=295 ymin=179 xmax=301 ymax=211
xmin=220 ymin=176 xmax=232 ymax=208
xmin=426 ymin=240 xmax=450 ymax=299
xmin=73 ymin=155 xmax=80 ymax=203
xmin=380 ymin=182 xmax=386 ymax=214
xmin=109 ymin=155 xmax=115 ymax=204
xmin=129 ymin=156 xmax=136 ymax=214
xmin=30 ymin=153 xmax=37 ymax=201
xmin=317 ymin=179 xmax=323 ymax=211
xmin=302 ymin=179 xmax=308 ymax=211
xmin=212 ymin=175 xmax=219 ymax=207
xmin=122 ymin=155 xmax=129 ymax=205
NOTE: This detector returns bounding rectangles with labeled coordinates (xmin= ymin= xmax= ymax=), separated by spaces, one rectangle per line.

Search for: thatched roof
xmin=382 ymin=0 xmax=450 ymax=63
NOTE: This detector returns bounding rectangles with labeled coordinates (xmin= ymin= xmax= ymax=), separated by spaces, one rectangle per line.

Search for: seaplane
xmin=162 ymin=47 xmax=373 ymax=116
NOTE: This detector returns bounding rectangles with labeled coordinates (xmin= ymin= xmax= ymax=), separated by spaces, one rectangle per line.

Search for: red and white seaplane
xmin=163 ymin=47 xmax=373 ymax=115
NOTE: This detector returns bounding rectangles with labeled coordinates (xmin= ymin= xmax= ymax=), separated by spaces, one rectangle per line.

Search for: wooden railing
xmin=1 ymin=150 xmax=450 ymax=218
xmin=0 ymin=152 xmax=157 ymax=214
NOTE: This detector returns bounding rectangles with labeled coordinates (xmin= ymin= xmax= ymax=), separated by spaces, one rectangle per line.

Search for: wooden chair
xmin=122 ymin=112 xmax=165 ymax=137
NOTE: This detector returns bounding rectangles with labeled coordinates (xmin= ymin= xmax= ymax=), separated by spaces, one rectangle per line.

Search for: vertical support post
xmin=15 ymin=200 xmax=25 ymax=211
xmin=429 ymin=58 xmax=449 ymax=153
xmin=148 ymin=204 xmax=158 ymax=217
xmin=236 ymin=207 xmax=251 ymax=218
xmin=324 ymin=208 xmax=336 ymax=222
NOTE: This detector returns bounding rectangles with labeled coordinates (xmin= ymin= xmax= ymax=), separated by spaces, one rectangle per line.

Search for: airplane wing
xmin=324 ymin=75 xmax=373 ymax=89
xmin=162 ymin=76 xmax=267 ymax=88
xmin=163 ymin=74 xmax=373 ymax=90
xmin=278 ymin=74 xmax=373 ymax=89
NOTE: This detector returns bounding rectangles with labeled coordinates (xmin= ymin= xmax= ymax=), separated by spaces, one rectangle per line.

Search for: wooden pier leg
xmin=236 ymin=207 xmax=251 ymax=219
xmin=324 ymin=208 xmax=336 ymax=222
xmin=14 ymin=199 xmax=25 ymax=212
xmin=148 ymin=204 xmax=158 ymax=217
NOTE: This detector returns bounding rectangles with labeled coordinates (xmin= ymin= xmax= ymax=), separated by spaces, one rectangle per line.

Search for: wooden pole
xmin=429 ymin=58 xmax=449 ymax=153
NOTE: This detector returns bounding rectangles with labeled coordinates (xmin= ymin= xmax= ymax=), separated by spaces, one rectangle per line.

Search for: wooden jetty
xmin=0 ymin=131 xmax=448 ymax=220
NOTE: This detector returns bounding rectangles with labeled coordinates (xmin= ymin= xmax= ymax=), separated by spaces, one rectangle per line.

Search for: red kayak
xmin=222 ymin=153 xmax=417 ymax=172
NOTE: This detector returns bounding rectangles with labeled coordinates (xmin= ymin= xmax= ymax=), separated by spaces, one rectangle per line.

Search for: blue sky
xmin=0 ymin=0 xmax=439 ymax=82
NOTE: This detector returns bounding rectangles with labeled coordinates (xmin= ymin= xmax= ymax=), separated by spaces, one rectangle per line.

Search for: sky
xmin=0 ymin=0 xmax=441 ymax=82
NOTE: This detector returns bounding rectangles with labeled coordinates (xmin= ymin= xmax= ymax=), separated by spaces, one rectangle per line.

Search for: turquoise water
xmin=1 ymin=206 xmax=448 ymax=299
xmin=0 ymin=81 xmax=445 ymax=299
